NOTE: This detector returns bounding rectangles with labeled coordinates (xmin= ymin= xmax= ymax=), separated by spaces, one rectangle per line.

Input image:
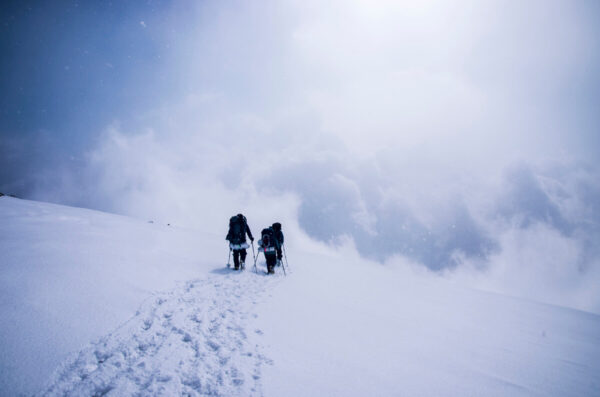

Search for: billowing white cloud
xmin=10 ymin=0 xmax=599 ymax=312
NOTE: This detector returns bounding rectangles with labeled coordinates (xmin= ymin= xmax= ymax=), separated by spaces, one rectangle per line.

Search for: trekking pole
xmin=283 ymin=244 xmax=290 ymax=270
xmin=227 ymin=247 xmax=232 ymax=268
xmin=280 ymin=252 xmax=287 ymax=276
xmin=252 ymin=241 xmax=258 ymax=274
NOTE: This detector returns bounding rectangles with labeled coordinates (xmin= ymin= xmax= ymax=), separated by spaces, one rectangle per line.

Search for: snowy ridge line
xmin=38 ymin=269 xmax=281 ymax=396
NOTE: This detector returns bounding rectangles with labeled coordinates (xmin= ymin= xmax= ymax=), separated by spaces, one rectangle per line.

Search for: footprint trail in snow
xmin=40 ymin=268 xmax=281 ymax=396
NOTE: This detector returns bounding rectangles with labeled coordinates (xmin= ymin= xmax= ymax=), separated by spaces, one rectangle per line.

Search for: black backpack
xmin=228 ymin=215 xmax=246 ymax=244
xmin=261 ymin=227 xmax=276 ymax=248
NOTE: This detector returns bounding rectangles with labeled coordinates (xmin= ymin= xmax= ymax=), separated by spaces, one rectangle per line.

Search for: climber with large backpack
xmin=272 ymin=222 xmax=284 ymax=266
xmin=258 ymin=226 xmax=280 ymax=274
xmin=226 ymin=213 xmax=254 ymax=270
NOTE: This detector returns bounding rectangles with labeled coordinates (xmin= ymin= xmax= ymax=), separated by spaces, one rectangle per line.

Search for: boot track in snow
xmin=40 ymin=268 xmax=281 ymax=396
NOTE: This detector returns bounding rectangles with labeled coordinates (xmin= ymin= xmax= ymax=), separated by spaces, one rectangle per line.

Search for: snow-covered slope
xmin=0 ymin=196 xmax=218 ymax=396
xmin=259 ymin=259 xmax=600 ymax=396
xmin=1 ymin=196 xmax=599 ymax=396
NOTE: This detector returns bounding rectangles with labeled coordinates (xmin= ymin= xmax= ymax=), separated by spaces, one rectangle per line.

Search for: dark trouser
xmin=265 ymin=252 xmax=277 ymax=273
xmin=276 ymin=247 xmax=283 ymax=261
xmin=233 ymin=249 xmax=247 ymax=269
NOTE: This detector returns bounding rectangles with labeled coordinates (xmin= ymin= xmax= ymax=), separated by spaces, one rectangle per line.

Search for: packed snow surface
xmin=0 ymin=196 xmax=599 ymax=396
xmin=42 ymin=273 xmax=277 ymax=396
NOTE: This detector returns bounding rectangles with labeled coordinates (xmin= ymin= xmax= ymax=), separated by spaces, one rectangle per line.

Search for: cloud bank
xmin=2 ymin=0 xmax=599 ymax=312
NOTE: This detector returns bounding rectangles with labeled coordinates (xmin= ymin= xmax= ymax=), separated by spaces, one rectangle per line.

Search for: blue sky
xmin=2 ymin=1 xmax=176 ymax=155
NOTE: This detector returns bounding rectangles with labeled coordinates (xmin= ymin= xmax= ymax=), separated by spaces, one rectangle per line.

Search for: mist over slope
xmin=20 ymin=125 xmax=599 ymax=313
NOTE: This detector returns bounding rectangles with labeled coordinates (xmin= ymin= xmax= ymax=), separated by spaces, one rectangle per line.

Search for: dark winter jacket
xmin=226 ymin=214 xmax=254 ymax=244
xmin=274 ymin=230 xmax=284 ymax=246
xmin=272 ymin=222 xmax=284 ymax=246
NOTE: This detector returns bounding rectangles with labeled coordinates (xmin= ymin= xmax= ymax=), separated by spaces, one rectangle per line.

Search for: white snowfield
xmin=0 ymin=196 xmax=599 ymax=396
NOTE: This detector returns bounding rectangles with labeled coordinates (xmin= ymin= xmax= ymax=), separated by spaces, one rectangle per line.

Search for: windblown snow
xmin=0 ymin=196 xmax=599 ymax=396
